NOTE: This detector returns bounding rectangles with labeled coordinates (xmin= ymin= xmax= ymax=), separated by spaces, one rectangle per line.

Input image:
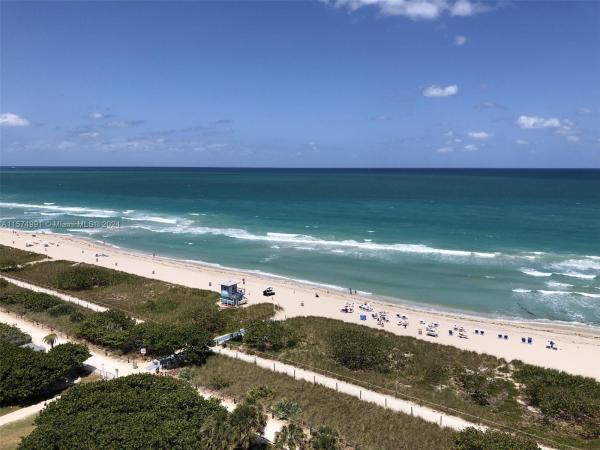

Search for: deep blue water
xmin=1 ymin=168 xmax=599 ymax=325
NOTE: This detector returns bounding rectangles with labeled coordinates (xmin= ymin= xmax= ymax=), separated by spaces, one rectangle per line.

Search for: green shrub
xmin=327 ymin=327 xmax=392 ymax=372
xmin=452 ymin=427 xmax=539 ymax=450
xmin=18 ymin=374 xmax=266 ymax=450
xmin=0 ymin=341 xmax=90 ymax=406
xmin=0 ymin=290 xmax=61 ymax=312
xmin=46 ymin=303 xmax=77 ymax=317
xmin=76 ymin=309 xmax=136 ymax=349
xmin=272 ymin=398 xmax=302 ymax=420
xmin=244 ymin=321 xmax=298 ymax=352
xmin=274 ymin=423 xmax=307 ymax=450
xmin=514 ymin=363 xmax=600 ymax=430
xmin=0 ymin=323 xmax=31 ymax=346
xmin=245 ymin=385 xmax=276 ymax=403
xmin=55 ymin=266 xmax=115 ymax=291
xmin=309 ymin=426 xmax=342 ymax=450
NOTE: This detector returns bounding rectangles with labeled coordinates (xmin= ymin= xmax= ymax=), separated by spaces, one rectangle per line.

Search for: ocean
xmin=1 ymin=168 xmax=599 ymax=326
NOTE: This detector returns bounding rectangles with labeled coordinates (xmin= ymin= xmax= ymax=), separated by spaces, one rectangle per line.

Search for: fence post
xmin=411 ymin=406 xmax=413 ymax=416
xmin=294 ymin=369 xmax=296 ymax=379
xmin=359 ymin=390 xmax=362 ymax=399
xmin=385 ymin=398 xmax=387 ymax=408
xmin=313 ymin=375 xmax=315 ymax=383
xmin=273 ymin=362 xmax=275 ymax=371
xmin=336 ymin=382 xmax=338 ymax=392
xmin=440 ymin=415 xmax=442 ymax=426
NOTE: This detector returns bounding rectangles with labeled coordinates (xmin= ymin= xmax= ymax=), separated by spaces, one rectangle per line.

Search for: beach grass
xmin=186 ymin=354 xmax=456 ymax=450
xmin=0 ymin=245 xmax=46 ymax=269
xmin=235 ymin=316 xmax=600 ymax=449
xmin=0 ymin=416 xmax=36 ymax=450
xmin=1 ymin=259 xmax=277 ymax=331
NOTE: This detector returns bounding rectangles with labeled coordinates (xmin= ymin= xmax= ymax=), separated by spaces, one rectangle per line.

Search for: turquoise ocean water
xmin=1 ymin=168 xmax=599 ymax=326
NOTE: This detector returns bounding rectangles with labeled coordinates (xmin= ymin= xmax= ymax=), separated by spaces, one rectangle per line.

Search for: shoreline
xmin=7 ymin=228 xmax=600 ymax=335
xmin=1 ymin=227 xmax=599 ymax=380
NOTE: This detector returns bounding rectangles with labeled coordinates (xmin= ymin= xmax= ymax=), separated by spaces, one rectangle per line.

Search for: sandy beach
xmin=1 ymin=228 xmax=599 ymax=380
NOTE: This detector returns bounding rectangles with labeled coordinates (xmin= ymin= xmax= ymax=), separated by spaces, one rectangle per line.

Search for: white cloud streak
xmin=467 ymin=131 xmax=491 ymax=139
xmin=0 ymin=113 xmax=30 ymax=127
xmin=330 ymin=0 xmax=489 ymax=20
xmin=423 ymin=84 xmax=458 ymax=97
xmin=516 ymin=115 xmax=561 ymax=129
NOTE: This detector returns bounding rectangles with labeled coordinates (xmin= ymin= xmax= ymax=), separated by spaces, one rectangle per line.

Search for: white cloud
xmin=567 ymin=135 xmax=580 ymax=142
xmin=423 ymin=84 xmax=458 ymax=97
xmin=450 ymin=0 xmax=487 ymax=16
xmin=577 ymin=107 xmax=592 ymax=114
xmin=89 ymin=112 xmax=104 ymax=119
xmin=330 ymin=0 xmax=488 ymax=21
xmin=464 ymin=144 xmax=478 ymax=151
xmin=0 ymin=113 xmax=30 ymax=127
xmin=437 ymin=146 xmax=454 ymax=153
xmin=79 ymin=131 xmax=99 ymax=138
xmin=454 ymin=35 xmax=467 ymax=46
xmin=516 ymin=139 xmax=529 ymax=145
xmin=467 ymin=131 xmax=491 ymax=139
xmin=516 ymin=115 xmax=561 ymax=129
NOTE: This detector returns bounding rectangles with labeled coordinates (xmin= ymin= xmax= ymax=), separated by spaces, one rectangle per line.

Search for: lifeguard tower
xmin=220 ymin=281 xmax=247 ymax=307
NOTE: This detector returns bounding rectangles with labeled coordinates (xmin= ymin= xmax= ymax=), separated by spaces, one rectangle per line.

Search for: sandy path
xmin=0 ymin=310 xmax=284 ymax=443
xmin=2 ymin=229 xmax=598 ymax=380
xmin=215 ymin=347 xmax=479 ymax=431
xmin=0 ymin=275 xmax=108 ymax=313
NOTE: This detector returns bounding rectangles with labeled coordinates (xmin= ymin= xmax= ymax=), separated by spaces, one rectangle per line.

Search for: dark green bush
xmin=76 ymin=309 xmax=136 ymax=349
xmin=0 ymin=340 xmax=90 ymax=406
xmin=0 ymin=323 xmax=31 ymax=346
xmin=18 ymin=374 xmax=266 ymax=450
xmin=452 ymin=427 xmax=539 ymax=450
xmin=46 ymin=303 xmax=77 ymax=317
xmin=55 ymin=266 xmax=115 ymax=291
xmin=327 ymin=327 xmax=392 ymax=372
xmin=0 ymin=290 xmax=61 ymax=312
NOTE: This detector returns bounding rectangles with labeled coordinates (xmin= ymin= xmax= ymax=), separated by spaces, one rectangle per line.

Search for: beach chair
xmin=498 ymin=334 xmax=502 ymax=339
xmin=527 ymin=337 xmax=532 ymax=344
xmin=475 ymin=329 xmax=479 ymax=335
xmin=449 ymin=330 xmax=453 ymax=336
xmin=503 ymin=334 xmax=508 ymax=340
xmin=521 ymin=337 xmax=526 ymax=343
xmin=480 ymin=330 xmax=485 ymax=336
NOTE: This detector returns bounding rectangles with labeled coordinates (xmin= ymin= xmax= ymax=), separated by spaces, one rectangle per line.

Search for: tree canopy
xmin=0 ymin=341 xmax=90 ymax=406
xmin=19 ymin=374 xmax=266 ymax=450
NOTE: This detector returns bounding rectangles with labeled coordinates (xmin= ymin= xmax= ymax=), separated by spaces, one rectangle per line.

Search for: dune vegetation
xmin=237 ymin=317 xmax=600 ymax=449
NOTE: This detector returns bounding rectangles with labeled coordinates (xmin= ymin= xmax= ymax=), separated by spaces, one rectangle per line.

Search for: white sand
xmin=2 ymin=228 xmax=599 ymax=380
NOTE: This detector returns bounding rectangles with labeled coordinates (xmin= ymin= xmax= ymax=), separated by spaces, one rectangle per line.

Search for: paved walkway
xmin=214 ymin=346 xmax=479 ymax=431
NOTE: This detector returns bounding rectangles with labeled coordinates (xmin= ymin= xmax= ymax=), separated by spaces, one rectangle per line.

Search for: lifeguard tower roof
xmin=221 ymin=281 xmax=237 ymax=287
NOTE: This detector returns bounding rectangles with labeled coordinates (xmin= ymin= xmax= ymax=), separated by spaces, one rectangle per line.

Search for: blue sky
xmin=1 ymin=0 xmax=599 ymax=167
